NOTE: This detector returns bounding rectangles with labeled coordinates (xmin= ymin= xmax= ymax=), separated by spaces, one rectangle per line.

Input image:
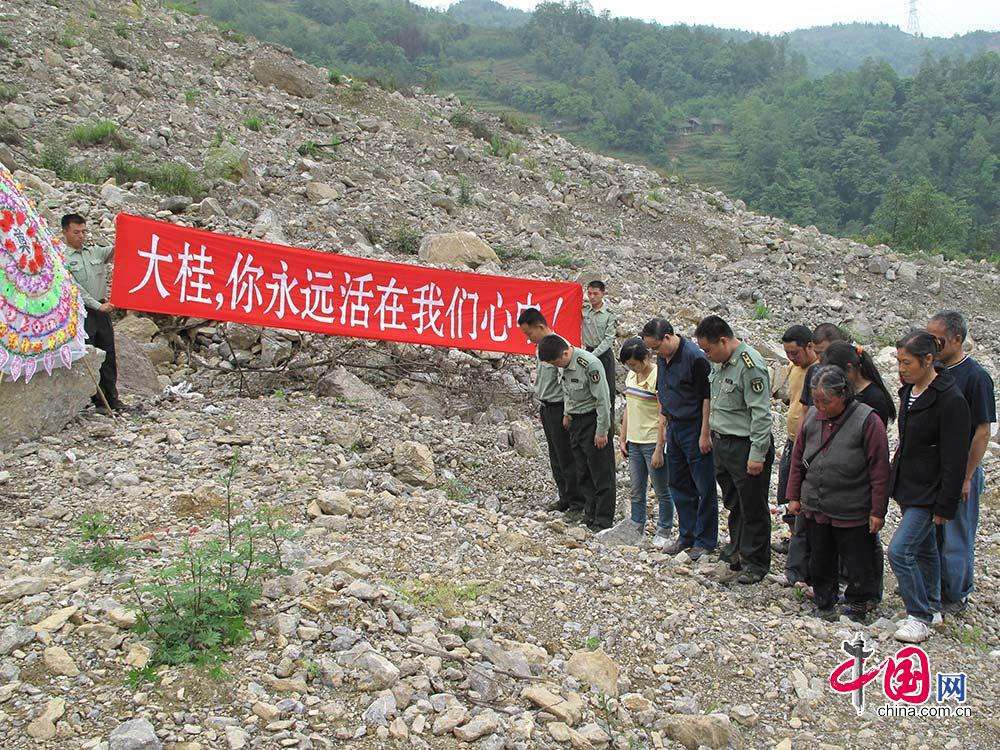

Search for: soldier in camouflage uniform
xmin=538 ymin=334 xmax=616 ymax=531
xmin=695 ymin=315 xmax=775 ymax=584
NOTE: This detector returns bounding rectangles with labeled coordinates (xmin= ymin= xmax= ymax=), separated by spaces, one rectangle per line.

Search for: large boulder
xmin=566 ymin=648 xmax=619 ymax=696
xmin=418 ymin=232 xmax=499 ymax=269
xmin=251 ymin=49 xmax=325 ymax=98
xmin=109 ymin=718 xmax=162 ymax=750
xmin=0 ymin=347 xmax=104 ymax=450
xmin=392 ymin=441 xmax=436 ymax=487
xmin=115 ymin=333 xmax=161 ymax=397
xmin=658 ymin=714 xmax=739 ymax=750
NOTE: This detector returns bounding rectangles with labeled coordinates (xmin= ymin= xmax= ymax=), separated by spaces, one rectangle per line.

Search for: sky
xmin=417 ymin=0 xmax=999 ymax=37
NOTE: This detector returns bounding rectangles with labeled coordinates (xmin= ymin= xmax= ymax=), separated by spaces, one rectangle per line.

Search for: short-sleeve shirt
xmin=785 ymin=363 xmax=816 ymax=439
xmin=948 ymin=356 xmax=997 ymax=438
xmin=657 ymin=336 xmax=711 ymax=421
xmin=624 ymin=363 xmax=661 ymax=444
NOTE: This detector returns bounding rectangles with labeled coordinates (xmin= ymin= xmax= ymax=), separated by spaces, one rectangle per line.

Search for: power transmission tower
xmin=905 ymin=0 xmax=922 ymax=36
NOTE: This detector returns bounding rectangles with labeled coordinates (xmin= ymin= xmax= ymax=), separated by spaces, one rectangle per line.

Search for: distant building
xmin=709 ymin=118 xmax=728 ymax=134
xmin=678 ymin=117 xmax=702 ymax=136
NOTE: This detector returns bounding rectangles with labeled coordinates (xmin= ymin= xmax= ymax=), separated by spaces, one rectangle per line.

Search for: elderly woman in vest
xmin=785 ymin=365 xmax=890 ymax=622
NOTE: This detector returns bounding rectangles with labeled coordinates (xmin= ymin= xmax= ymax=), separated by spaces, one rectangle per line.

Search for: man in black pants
xmin=696 ymin=316 xmax=775 ymax=584
xmin=518 ymin=309 xmax=584 ymax=516
xmin=582 ymin=281 xmax=617 ymax=434
xmin=538 ymin=334 xmax=616 ymax=531
xmin=62 ymin=213 xmax=121 ymax=413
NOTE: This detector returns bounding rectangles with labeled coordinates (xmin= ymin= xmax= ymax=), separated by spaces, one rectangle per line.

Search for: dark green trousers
xmin=540 ymin=401 xmax=584 ymax=511
xmin=714 ymin=433 xmax=774 ymax=576
xmin=567 ymin=410 xmax=616 ymax=528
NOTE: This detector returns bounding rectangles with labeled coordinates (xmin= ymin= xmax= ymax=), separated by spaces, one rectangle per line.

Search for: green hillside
xmin=192 ymin=0 xmax=999 ymax=257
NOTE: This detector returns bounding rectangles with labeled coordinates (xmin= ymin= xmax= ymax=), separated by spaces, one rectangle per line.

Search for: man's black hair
xmin=781 ymin=324 xmax=814 ymax=348
xmin=812 ymin=322 xmax=850 ymax=345
xmin=694 ymin=315 xmax=734 ymax=343
xmin=537 ymin=334 xmax=570 ymax=363
xmin=587 ymin=280 xmax=606 ymax=292
xmin=61 ymin=213 xmax=86 ymax=230
xmin=517 ymin=307 xmax=547 ymax=327
xmin=641 ymin=318 xmax=674 ymax=340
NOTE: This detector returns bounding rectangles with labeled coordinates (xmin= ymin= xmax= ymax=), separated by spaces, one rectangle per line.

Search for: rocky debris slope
xmin=0 ymin=0 xmax=999 ymax=749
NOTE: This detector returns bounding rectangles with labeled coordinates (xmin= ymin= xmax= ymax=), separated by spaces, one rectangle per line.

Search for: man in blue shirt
xmin=927 ymin=310 xmax=996 ymax=614
xmin=642 ymin=318 xmax=717 ymax=558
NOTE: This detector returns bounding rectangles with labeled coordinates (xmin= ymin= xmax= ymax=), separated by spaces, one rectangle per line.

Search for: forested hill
xmin=446 ymin=0 xmax=529 ymax=29
xmin=193 ymin=0 xmax=999 ymax=258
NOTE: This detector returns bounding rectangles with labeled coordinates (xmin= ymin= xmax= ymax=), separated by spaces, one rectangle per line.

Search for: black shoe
xmin=546 ymin=500 xmax=568 ymax=512
xmin=565 ymin=509 xmax=585 ymax=522
xmin=736 ymin=570 xmax=764 ymax=584
xmin=587 ymin=522 xmax=611 ymax=532
xmin=718 ymin=547 xmax=738 ymax=563
xmin=812 ymin=606 xmax=838 ymax=621
xmin=728 ymin=558 xmax=743 ymax=572
xmin=841 ymin=603 xmax=870 ymax=624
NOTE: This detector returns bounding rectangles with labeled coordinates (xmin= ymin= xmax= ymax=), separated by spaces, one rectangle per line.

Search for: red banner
xmin=110 ymin=214 xmax=582 ymax=355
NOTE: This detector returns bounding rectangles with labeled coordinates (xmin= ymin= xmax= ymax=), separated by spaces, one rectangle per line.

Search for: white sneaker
xmin=651 ymin=528 xmax=671 ymax=548
xmin=894 ymin=616 xmax=931 ymax=643
xmin=595 ymin=518 xmax=644 ymax=546
xmin=931 ymin=612 xmax=943 ymax=627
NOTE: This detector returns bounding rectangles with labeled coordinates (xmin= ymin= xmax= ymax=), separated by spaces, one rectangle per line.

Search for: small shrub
xmin=458 ymin=174 xmax=473 ymax=206
xmin=487 ymin=134 xmax=519 ymax=159
xmin=104 ymin=155 xmax=204 ymax=198
xmin=753 ymin=302 xmax=770 ymax=320
xmin=114 ymin=21 xmax=129 ymax=38
xmin=448 ymin=109 xmax=475 ymax=131
xmin=0 ymin=83 xmax=17 ymax=103
xmin=184 ymin=89 xmax=200 ymax=105
xmin=165 ymin=0 xmax=198 ymax=14
xmin=59 ymin=34 xmax=80 ymax=49
xmin=243 ymin=116 xmax=263 ymax=132
xmin=547 ymin=253 xmax=577 ymax=269
xmin=64 ymin=511 xmax=135 ymax=570
xmin=647 ymin=189 xmax=664 ymax=203
xmin=470 ymin=120 xmax=496 ymax=142
xmin=550 ymin=167 xmax=566 ymax=184
xmin=388 ymin=224 xmax=421 ymax=255
xmin=205 ymin=143 xmax=246 ymax=181
xmin=360 ymin=222 xmax=381 ymax=246
xmin=132 ymin=451 xmax=299 ymax=667
xmin=585 ymin=635 xmax=601 ymax=651
xmin=70 ymin=119 xmax=126 ymax=148
xmin=500 ymin=111 xmax=530 ymax=135
xmin=522 ymin=156 xmax=538 ymax=172
xmin=297 ymin=141 xmax=320 ymax=157
xmin=444 ymin=478 xmax=472 ymax=502
xmin=328 ymin=70 xmax=343 ymax=84
xmin=0 ymin=32 xmax=10 ymax=50
xmin=39 ymin=141 xmax=98 ymax=183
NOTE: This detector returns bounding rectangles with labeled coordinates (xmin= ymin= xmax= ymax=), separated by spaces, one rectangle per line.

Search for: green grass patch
xmin=69 ymin=119 xmax=127 ymax=148
xmin=244 ymin=115 xmax=263 ymax=132
xmin=388 ymin=224 xmax=421 ymax=255
xmin=105 ymin=154 xmax=204 ymax=198
xmin=753 ymin=302 xmax=770 ymax=320
xmin=392 ymin=578 xmax=495 ymax=615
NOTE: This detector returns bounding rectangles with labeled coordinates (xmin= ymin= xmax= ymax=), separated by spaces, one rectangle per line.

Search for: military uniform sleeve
xmin=591 ymin=311 xmax=617 ymax=358
xmin=589 ymin=361 xmax=611 ymax=435
xmin=101 ymin=245 xmax=115 ymax=263
xmin=742 ymin=358 xmax=773 ymax=462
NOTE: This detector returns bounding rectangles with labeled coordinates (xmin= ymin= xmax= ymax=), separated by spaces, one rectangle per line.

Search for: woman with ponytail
xmin=822 ymin=341 xmax=897 ymax=425
xmin=887 ymin=331 xmax=971 ymax=644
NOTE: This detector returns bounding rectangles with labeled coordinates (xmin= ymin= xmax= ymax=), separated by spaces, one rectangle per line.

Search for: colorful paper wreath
xmin=0 ymin=166 xmax=87 ymax=382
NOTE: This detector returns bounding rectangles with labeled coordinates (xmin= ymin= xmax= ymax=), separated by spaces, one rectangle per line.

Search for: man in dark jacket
xmin=927 ymin=310 xmax=996 ymax=613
